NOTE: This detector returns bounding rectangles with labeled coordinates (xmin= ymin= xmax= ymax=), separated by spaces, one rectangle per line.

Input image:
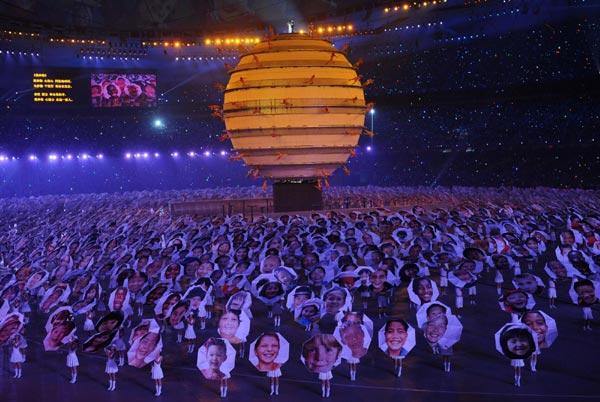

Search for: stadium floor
xmin=2 ymin=268 xmax=599 ymax=402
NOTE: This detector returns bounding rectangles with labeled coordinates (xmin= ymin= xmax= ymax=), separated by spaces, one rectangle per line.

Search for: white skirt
xmin=184 ymin=324 xmax=196 ymax=340
xmin=151 ymin=364 xmax=164 ymax=380
xmin=10 ymin=347 xmax=25 ymax=364
xmin=83 ymin=318 xmax=95 ymax=332
xmin=105 ymin=359 xmax=119 ymax=374
xmin=67 ymin=351 xmax=79 ymax=367
xmin=455 ymin=295 xmax=463 ymax=309
xmin=511 ymin=359 xmax=525 ymax=367
xmin=197 ymin=306 xmax=207 ymax=318
xmin=266 ymin=368 xmax=282 ymax=378
xmin=20 ymin=303 xmax=32 ymax=313
xmin=113 ymin=338 xmax=126 ymax=352
xmin=318 ymin=371 xmax=333 ymax=380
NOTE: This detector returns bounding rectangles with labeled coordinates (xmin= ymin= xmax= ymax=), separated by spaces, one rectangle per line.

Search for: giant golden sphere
xmin=223 ymin=33 xmax=366 ymax=180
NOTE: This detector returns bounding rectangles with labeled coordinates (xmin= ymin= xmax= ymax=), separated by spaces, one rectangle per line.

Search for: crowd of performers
xmin=0 ymin=186 xmax=599 ymax=396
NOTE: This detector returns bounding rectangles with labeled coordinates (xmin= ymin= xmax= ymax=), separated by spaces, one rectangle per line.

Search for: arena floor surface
xmin=2 ymin=268 xmax=599 ymax=402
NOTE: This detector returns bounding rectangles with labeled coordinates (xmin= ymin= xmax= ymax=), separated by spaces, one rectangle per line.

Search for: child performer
xmin=113 ymin=328 xmax=127 ymax=366
xmin=105 ymin=345 xmax=119 ymax=391
xmin=184 ymin=314 xmax=197 ymax=354
xmin=10 ymin=334 xmax=26 ymax=378
xmin=66 ymin=338 xmax=80 ymax=383
xmin=495 ymin=323 xmax=537 ymax=387
xmin=83 ymin=310 xmax=95 ymax=337
xmin=151 ymin=354 xmax=164 ymax=396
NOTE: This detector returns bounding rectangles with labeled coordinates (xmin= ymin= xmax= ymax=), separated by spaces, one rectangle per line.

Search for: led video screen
xmin=91 ymin=73 xmax=157 ymax=108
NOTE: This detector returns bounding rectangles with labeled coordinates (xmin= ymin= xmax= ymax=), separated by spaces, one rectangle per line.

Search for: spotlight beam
xmin=430 ymin=152 xmax=458 ymax=187
xmin=161 ymin=71 xmax=209 ymax=96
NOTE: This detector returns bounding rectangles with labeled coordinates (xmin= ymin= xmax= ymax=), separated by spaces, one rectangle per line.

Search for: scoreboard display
xmin=33 ymin=72 xmax=75 ymax=103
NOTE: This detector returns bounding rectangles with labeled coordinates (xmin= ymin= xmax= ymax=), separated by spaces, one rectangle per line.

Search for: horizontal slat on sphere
xmin=230 ymin=133 xmax=358 ymax=149
xmin=224 ymin=86 xmax=363 ymax=102
xmin=224 ymin=101 xmax=364 ymax=113
xmin=226 ymin=113 xmax=365 ymax=130
xmin=252 ymin=164 xmax=345 ymax=179
xmin=224 ymin=97 xmax=364 ymax=111
xmin=242 ymin=36 xmax=340 ymax=52
xmin=234 ymin=146 xmax=353 ymax=155
xmin=233 ymin=57 xmax=356 ymax=71
xmin=226 ymin=78 xmax=363 ymax=91
xmin=242 ymin=154 xmax=349 ymax=165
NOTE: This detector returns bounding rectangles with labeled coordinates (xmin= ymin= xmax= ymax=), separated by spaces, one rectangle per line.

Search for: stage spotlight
xmin=203 ymin=150 xmax=211 ymax=156
xmin=171 ymin=152 xmax=179 ymax=157
xmin=125 ymin=153 xmax=132 ymax=159
xmin=48 ymin=154 xmax=58 ymax=161
xmin=154 ymin=119 xmax=164 ymax=128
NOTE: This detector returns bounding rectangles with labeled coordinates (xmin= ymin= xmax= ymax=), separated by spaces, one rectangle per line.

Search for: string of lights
xmin=0 ymin=0 xmax=458 ymax=59
xmin=0 ymin=145 xmax=378 ymax=164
